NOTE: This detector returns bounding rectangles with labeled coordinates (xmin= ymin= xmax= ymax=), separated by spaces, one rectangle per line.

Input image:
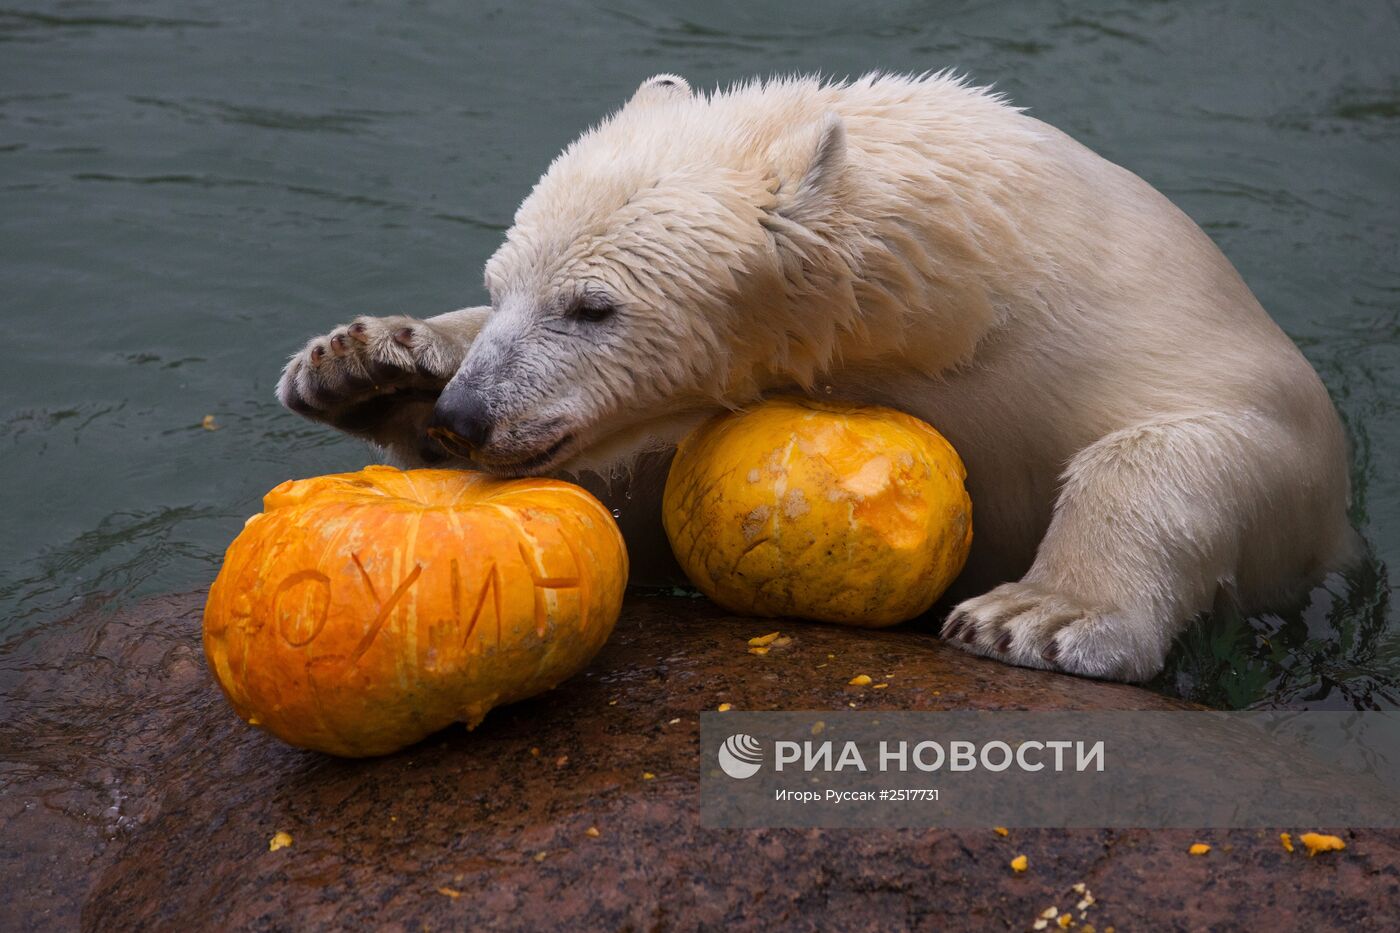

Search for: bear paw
xmin=942 ymin=582 xmax=1164 ymax=682
xmin=276 ymin=315 xmax=459 ymax=438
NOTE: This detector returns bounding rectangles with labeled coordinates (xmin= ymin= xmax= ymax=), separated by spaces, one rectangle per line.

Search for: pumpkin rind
xmin=662 ymin=397 xmax=972 ymax=627
xmin=203 ymin=466 xmax=627 ymax=757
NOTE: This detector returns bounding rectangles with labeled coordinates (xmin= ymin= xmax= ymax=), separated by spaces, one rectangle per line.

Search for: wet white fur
xmin=281 ymin=73 xmax=1355 ymax=682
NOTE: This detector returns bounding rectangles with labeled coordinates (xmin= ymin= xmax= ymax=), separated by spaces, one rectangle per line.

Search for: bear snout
xmin=427 ymin=383 xmax=494 ymax=454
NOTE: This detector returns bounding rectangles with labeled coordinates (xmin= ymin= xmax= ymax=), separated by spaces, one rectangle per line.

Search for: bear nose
xmin=428 ymin=384 xmax=494 ymax=454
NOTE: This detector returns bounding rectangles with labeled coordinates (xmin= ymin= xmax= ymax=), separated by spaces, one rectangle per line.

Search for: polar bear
xmin=276 ymin=73 xmax=1355 ymax=682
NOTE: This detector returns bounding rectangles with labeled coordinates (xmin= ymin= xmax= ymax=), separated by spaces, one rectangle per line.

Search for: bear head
xmin=429 ymin=74 xmax=863 ymax=475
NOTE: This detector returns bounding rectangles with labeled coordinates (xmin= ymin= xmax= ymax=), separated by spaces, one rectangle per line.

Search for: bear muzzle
xmin=427 ymin=383 xmax=494 ymax=455
xmin=426 ymin=383 xmax=575 ymax=474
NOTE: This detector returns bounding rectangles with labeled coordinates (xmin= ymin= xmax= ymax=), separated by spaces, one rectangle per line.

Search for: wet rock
xmin=1 ymin=592 xmax=1395 ymax=930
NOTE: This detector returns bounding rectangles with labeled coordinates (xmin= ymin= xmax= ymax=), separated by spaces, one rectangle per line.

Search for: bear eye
xmin=569 ymin=299 xmax=617 ymax=324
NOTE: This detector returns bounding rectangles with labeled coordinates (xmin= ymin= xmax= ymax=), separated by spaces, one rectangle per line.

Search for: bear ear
xmin=772 ymin=112 xmax=847 ymax=226
xmin=629 ymin=74 xmax=692 ymax=106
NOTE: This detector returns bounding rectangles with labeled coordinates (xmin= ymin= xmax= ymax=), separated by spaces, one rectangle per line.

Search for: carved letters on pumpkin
xmin=451 ymin=557 xmax=502 ymax=648
xmin=348 ymin=556 xmax=423 ymax=664
xmin=272 ymin=569 xmax=332 ymax=647
xmin=274 ymin=537 xmax=585 ymax=657
xmin=515 ymin=536 xmax=583 ymax=638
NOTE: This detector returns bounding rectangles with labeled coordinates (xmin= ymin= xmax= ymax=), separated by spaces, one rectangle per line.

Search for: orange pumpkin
xmin=663 ymin=397 xmax=972 ymax=627
xmin=203 ymin=465 xmax=627 ymax=757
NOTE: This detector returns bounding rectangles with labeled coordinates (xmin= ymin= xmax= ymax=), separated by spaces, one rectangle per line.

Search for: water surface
xmin=2 ymin=0 xmax=1397 ymax=708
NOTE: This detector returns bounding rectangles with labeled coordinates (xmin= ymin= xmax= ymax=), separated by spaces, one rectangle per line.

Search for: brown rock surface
xmin=2 ymin=591 xmax=1395 ymax=930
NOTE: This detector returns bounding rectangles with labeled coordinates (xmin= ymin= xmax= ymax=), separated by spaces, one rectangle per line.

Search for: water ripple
xmin=66 ymin=173 xmax=504 ymax=230
xmin=0 ymin=8 xmax=217 ymax=33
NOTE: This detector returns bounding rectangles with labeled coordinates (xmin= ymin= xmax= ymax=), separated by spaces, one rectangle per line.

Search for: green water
xmin=2 ymin=1 xmax=1397 ymax=708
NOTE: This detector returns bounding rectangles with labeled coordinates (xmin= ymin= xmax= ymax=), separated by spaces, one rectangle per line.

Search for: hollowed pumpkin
xmin=663 ymin=397 xmax=972 ymax=626
xmin=203 ymin=465 xmax=627 ymax=757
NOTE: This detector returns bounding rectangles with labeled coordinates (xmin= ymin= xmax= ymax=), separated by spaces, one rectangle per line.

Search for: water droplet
xmin=611 ymin=508 xmax=622 ymax=518
xmin=822 ymin=384 xmax=834 ymax=395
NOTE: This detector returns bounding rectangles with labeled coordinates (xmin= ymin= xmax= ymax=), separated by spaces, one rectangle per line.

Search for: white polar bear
xmin=277 ymin=73 xmax=1356 ymax=682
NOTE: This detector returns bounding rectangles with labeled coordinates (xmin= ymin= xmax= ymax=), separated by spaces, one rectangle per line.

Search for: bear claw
xmin=942 ymin=581 xmax=1156 ymax=681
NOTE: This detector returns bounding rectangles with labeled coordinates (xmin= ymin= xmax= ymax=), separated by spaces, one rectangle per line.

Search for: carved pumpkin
xmin=203 ymin=466 xmax=627 ymax=757
xmin=663 ymin=397 xmax=972 ymax=627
